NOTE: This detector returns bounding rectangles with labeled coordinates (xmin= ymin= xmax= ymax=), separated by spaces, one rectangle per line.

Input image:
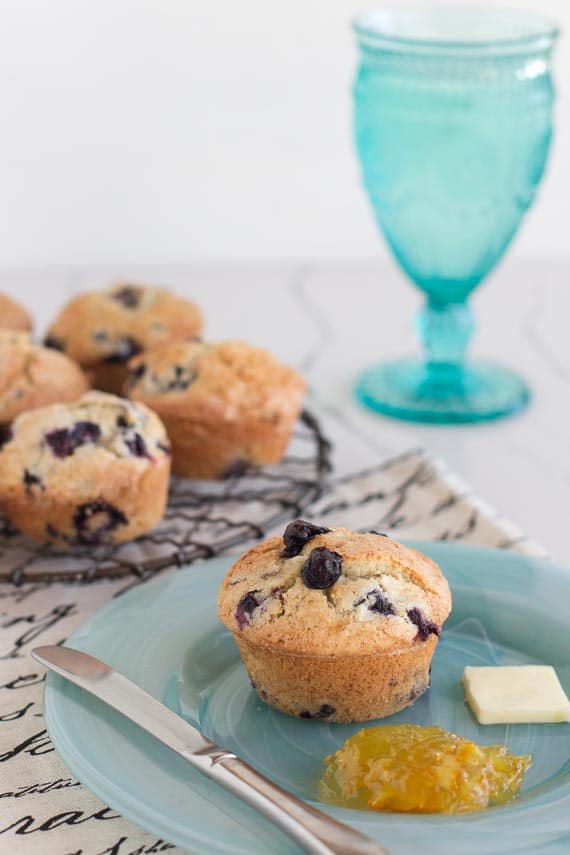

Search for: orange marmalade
xmin=319 ymin=724 xmax=531 ymax=814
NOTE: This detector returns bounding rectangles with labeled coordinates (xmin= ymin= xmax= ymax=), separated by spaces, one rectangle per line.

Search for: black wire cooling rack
xmin=0 ymin=410 xmax=332 ymax=585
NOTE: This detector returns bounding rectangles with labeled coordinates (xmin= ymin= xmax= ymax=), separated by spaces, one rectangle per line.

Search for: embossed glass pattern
xmin=353 ymin=8 xmax=558 ymax=422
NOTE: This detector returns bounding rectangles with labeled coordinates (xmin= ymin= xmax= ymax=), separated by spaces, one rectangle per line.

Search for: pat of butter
xmin=463 ymin=666 xmax=570 ymax=725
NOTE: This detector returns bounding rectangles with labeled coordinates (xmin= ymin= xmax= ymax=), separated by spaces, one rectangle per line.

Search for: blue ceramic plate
xmin=44 ymin=542 xmax=570 ymax=855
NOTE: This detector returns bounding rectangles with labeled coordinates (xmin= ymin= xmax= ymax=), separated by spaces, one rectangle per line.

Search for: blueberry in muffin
xmin=44 ymin=282 xmax=203 ymax=394
xmin=0 ymin=391 xmax=171 ymax=546
xmin=126 ymin=339 xmax=306 ymax=479
xmin=218 ymin=523 xmax=452 ymax=723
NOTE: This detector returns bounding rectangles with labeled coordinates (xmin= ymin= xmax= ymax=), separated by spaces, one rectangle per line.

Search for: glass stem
xmin=416 ymin=298 xmax=474 ymax=381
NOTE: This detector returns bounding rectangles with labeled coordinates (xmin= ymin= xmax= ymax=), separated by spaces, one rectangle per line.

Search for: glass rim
xmin=353 ymin=6 xmax=559 ymax=55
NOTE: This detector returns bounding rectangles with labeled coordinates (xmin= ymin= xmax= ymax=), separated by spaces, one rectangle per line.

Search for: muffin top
xmin=0 ymin=331 xmax=89 ymax=424
xmin=218 ymin=522 xmax=452 ymax=656
xmin=44 ymin=282 xmax=203 ymax=367
xmin=0 ymin=391 xmax=171 ymax=499
xmin=126 ymin=340 xmax=307 ymax=423
xmin=0 ymin=293 xmax=32 ymax=332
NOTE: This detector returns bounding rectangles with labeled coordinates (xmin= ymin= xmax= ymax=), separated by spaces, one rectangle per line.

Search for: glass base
xmin=355 ymin=359 xmax=530 ymax=424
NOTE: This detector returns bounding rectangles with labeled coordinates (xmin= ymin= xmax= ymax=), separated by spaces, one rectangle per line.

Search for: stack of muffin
xmin=0 ymin=284 xmax=306 ymax=548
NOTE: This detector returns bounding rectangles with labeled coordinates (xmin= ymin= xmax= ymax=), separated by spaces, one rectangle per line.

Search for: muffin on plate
xmin=0 ymin=331 xmax=89 ymax=429
xmin=44 ymin=282 xmax=203 ymax=394
xmin=0 ymin=391 xmax=171 ymax=546
xmin=218 ymin=522 xmax=452 ymax=723
xmin=0 ymin=293 xmax=32 ymax=332
xmin=126 ymin=340 xmax=306 ymax=479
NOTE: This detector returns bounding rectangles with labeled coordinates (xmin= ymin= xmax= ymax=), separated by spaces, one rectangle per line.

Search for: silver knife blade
xmin=33 ymin=644 xmax=214 ymax=756
xmin=34 ymin=644 xmax=391 ymax=855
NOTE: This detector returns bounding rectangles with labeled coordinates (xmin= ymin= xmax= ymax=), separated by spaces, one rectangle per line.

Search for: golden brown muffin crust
xmin=0 ymin=391 xmax=171 ymax=546
xmin=0 ymin=331 xmax=89 ymax=424
xmin=126 ymin=339 xmax=306 ymax=478
xmin=127 ymin=339 xmax=306 ymax=423
xmin=218 ymin=527 xmax=451 ymax=657
xmin=0 ymin=293 xmax=32 ymax=332
xmin=44 ymin=282 xmax=203 ymax=367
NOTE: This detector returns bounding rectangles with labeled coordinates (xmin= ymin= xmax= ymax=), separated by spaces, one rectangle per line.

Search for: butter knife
xmin=33 ymin=645 xmax=390 ymax=855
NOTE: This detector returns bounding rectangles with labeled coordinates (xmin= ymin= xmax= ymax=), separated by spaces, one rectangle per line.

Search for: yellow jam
xmin=319 ymin=724 xmax=531 ymax=814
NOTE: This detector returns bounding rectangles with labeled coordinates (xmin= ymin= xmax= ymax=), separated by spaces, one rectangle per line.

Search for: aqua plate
xmin=44 ymin=542 xmax=570 ymax=855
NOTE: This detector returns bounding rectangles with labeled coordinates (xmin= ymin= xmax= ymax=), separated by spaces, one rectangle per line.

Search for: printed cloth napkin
xmin=0 ymin=449 xmax=546 ymax=855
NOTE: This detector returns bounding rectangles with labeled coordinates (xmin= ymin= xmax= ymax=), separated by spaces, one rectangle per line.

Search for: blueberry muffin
xmin=218 ymin=522 xmax=452 ymax=723
xmin=44 ymin=282 xmax=203 ymax=394
xmin=126 ymin=340 xmax=306 ymax=479
xmin=0 ymin=391 xmax=171 ymax=546
xmin=0 ymin=293 xmax=32 ymax=332
xmin=0 ymin=331 xmax=89 ymax=428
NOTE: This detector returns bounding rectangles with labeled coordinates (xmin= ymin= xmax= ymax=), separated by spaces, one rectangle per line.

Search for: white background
xmin=0 ymin=0 xmax=567 ymax=267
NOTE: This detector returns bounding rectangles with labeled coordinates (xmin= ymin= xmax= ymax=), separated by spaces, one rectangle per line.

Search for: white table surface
xmin=3 ymin=258 xmax=569 ymax=564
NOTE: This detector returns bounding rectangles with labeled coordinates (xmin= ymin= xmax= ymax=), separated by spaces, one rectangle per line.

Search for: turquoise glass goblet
xmin=353 ymin=8 xmax=558 ymax=423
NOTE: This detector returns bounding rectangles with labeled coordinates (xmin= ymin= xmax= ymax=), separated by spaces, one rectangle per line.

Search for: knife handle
xmin=188 ymin=744 xmax=390 ymax=855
